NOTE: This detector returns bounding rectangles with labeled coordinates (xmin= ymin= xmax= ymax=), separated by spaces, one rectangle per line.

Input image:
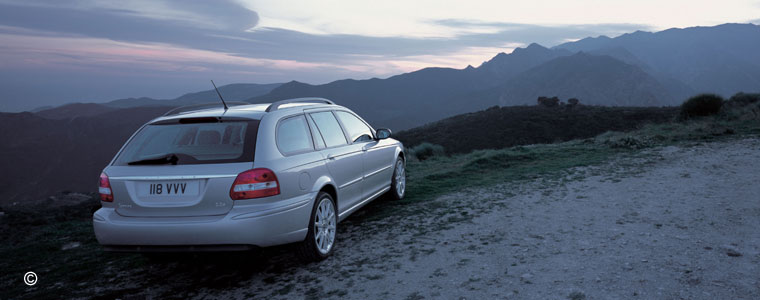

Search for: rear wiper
xmin=127 ymin=154 xmax=179 ymax=166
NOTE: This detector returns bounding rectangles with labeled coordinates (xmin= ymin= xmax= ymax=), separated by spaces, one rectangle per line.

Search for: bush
xmin=537 ymin=96 xmax=560 ymax=107
xmin=680 ymin=94 xmax=724 ymax=120
xmin=726 ymin=92 xmax=760 ymax=107
xmin=410 ymin=142 xmax=445 ymax=161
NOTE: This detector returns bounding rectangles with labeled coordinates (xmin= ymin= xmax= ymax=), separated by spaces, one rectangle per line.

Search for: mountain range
xmin=33 ymin=83 xmax=282 ymax=119
xmin=245 ymin=23 xmax=759 ymax=129
xmin=30 ymin=23 xmax=760 ymax=130
xmin=2 ymin=23 xmax=760 ymax=205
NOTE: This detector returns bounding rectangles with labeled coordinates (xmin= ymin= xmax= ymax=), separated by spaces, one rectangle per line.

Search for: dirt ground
xmin=102 ymin=138 xmax=760 ymax=299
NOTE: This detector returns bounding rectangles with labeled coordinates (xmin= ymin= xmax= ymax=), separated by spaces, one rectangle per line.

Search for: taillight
xmin=99 ymin=172 xmax=113 ymax=202
xmin=230 ymin=168 xmax=280 ymax=200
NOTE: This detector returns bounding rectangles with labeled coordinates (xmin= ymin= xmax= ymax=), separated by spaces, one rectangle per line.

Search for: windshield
xmin=113 ymin=120 xmax=259 ymax=166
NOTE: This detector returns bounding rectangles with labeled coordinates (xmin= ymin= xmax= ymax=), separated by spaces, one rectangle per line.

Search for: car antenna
xmin=210 ymin=80 xmax=228 ymax=111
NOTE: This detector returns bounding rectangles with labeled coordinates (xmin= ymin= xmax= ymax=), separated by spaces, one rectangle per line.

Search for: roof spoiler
xmin=163 ymin=101 xmax=250 ymax=117
xmin=265 ymin=98 xmax=334 ymax=112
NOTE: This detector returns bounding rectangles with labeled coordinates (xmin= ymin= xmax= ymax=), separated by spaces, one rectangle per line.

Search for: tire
xmin=389 ymin=156 xmax=406 ymax=200
xmin=296 ymin=191 xmax=337 ymax=262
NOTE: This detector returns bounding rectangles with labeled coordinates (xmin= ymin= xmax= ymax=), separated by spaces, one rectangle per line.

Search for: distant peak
xmin=512 ymin=43 xmax=548 ymax=54
xmin=525 ymin=43 xmax=547 ymax=49
xmin=574 ymin=35 xmax=611 ymax=43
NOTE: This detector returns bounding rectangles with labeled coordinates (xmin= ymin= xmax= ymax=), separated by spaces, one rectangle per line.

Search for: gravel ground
xmin=122 ymin=138 xmax=760 ymax=299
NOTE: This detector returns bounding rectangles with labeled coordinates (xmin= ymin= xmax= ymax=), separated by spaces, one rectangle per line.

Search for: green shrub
xmin=410 ymin=142 xmax=445 ymax=161
xmin=680 ymin=94 xmax=724 ymax=120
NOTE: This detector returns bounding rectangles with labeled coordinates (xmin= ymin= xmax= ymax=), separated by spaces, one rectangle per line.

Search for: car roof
xmin=148 ymin=98 xmax=340 ymax=124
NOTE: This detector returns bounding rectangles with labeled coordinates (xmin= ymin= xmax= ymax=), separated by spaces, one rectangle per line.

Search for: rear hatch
xmin=105 ymin=117 xmax=259 ymax=217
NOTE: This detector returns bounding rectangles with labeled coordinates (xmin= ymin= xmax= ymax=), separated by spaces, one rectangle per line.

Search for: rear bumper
xmin=93 ymin=193 xmax=314 ymax=249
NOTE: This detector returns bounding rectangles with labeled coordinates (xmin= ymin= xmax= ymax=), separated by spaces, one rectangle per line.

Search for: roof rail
xmin=265 ymin=98 xmax=334 ymax=112
xmin=163 ymin=101 xmax=250 ymax=116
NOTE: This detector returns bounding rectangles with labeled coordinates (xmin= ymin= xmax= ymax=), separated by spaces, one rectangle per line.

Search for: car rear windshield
xmin=113 ymin=119 xmax=259 ymax=166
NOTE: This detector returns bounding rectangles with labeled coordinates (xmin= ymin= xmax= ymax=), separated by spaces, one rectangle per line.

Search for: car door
xmin=334 ymin=110 xmax=395 ymax=200
xmin=307 ymin=111 xmax=365 ymax=213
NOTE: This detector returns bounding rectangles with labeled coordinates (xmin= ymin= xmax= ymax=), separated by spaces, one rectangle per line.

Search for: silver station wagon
xmin=93 ymin=98 xmax=406 ymax=261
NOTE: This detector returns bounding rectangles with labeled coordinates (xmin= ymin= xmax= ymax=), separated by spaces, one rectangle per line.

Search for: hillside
xmin=0 ymin=107 xmax=168 ymax=204
xmin=395 ymin=105 xmax=678 ymax=154
xmin=495 ymin=52 xmax=676 ymax=106
xmin=248 ymin=44 xmax=572 ymax=130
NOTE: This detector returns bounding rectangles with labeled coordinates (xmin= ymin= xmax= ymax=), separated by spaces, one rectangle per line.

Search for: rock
xmin=623 ymin=263 xmax=634 ymax=271
xmin=725 ymin=249 xmax=742 ymax=257
xmin=62 ymin=242 xmax=81 ymax=250
xmin=720 ymin=244 xmax=742 ymax=257
xmin=520 ymin=273 xmax=534 ymax=284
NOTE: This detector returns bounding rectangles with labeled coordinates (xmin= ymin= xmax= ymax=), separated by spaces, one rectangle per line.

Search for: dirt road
xmin=114 ymin=138 xmax=760 ymax=299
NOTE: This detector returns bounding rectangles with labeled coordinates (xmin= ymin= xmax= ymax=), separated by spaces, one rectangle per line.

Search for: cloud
xmin=0 ymin=2 xmax=655 ymax=63
xmin=241 ymin=0 xmax=760 ymax=36
xmin=0 ymin=0 xmax=258 ymax=30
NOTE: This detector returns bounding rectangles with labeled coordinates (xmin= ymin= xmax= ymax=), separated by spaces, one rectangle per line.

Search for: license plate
xmin=137 ymin=181 xmax=200 ymax=197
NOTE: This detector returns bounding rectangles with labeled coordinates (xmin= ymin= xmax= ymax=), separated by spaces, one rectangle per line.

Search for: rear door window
xmin=113 ymin=120 xmax=258 ymax=166
xmin=309 ymin=111 xmax=348 ymax=148
xmin=335 ymin=111 xmax=373 ymax=143
xmin=277 ymin=115 xmax=314 ymax=155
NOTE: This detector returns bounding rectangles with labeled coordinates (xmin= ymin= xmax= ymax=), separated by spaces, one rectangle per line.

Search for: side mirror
xmin=375 ymin=128 xmax=392 ymax=140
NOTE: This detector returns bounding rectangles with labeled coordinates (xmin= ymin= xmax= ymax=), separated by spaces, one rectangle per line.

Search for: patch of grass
xmin=399 ymin=141 xmax=620 ymax=209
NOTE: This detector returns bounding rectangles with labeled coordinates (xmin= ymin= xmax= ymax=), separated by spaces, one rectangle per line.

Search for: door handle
xmin=327 ymin=154 xmax=336 ymax=160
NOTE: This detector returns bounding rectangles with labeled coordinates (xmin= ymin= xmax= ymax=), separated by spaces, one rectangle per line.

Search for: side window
xmin=276 ymin=115 xmax=313 ymax=155
xmin=310 ymin=112 xmax=348 ymax=148
xmin=335 ymin=111 xmax=373 ymax=143
xmin=306 ymin=114 xmax=326 ymax=149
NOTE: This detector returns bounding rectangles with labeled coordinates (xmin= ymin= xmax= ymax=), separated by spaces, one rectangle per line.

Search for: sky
xmin=1 ymin=0 xmax=759 ymax=111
